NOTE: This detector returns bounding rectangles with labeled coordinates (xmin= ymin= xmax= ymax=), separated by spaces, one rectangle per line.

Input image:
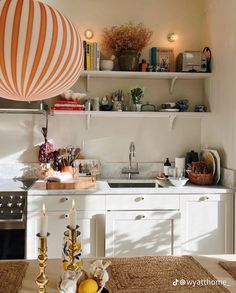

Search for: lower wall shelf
xmin=51 ymin=111 xmax=210 ymax=131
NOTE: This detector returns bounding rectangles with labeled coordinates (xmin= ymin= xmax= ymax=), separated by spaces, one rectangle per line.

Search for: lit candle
xmin=69 ymin=199 xmax=77 ymax=229
xmin=39 ymin=203 xmax=48 ymax=237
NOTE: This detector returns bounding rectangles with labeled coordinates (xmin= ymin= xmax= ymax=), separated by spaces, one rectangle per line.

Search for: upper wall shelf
xmin=80 ymin=71 xmax=212 ymax=93
xmin=51 ymin=110 xmax=210 ymax=131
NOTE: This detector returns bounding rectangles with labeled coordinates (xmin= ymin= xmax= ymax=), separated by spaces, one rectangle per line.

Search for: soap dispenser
xmin=164 ymin=158 xmax=171 ymax=177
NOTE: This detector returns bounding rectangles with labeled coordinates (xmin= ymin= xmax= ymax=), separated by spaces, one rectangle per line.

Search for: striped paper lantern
xmin=0 ymin=0 xmax=83 ymax=101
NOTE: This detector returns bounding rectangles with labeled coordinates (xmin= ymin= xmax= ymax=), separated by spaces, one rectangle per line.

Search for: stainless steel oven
xmin=0 ymin=191 xmax=27 ymax=259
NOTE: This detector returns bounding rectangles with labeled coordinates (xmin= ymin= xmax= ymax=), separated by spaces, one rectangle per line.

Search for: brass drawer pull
xmin=135 ymin=215 xmax=145 ymax=220
xmin=135 ymin=197 xmax=145 ymax=202
xmin=199 ymin=196 xmax=210 ymax=201
xmin=61 ymin=197 xmax=69 ymax=202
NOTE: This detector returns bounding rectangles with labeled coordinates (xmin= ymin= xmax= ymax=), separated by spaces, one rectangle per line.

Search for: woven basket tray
xmin=188 ymin=172 xmax=214 ymax=185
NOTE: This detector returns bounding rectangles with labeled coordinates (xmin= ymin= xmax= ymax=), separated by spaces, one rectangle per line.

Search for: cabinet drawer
xmin=28 ymin=195 xmax=105 ymax=212
xmin=106 ymin=194 xmax=179 ymax=210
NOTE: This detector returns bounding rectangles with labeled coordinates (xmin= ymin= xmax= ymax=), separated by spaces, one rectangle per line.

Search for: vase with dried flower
xmin=102 ymin=22 xmax=152 ymax=71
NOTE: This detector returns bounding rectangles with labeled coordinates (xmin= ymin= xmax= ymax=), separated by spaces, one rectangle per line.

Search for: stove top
xmin=0 ymin=178 xmax=36 ymax=192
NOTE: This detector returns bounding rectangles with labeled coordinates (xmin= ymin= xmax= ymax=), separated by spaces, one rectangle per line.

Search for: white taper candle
xmin=39 ymin=203 xmax=48 ymax=237
xmin=69 ymin=199 xmax=77 ymax=229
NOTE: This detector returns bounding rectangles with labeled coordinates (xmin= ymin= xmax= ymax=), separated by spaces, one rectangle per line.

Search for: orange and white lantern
xmin=0 ymin=0 xmax=83 ymax=101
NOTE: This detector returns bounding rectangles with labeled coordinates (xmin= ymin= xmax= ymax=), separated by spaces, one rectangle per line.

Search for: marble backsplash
xmin=0 ymin=162 xmax=235 ymax=190
xmin=0 ymin=163 xmax=43 ymax=179
xmin=220 ymin=168 xmax=236 ymax=189
xmin=100 ymin=162 xmax=163 ymax=179
xmin=0 ymin=162 xmax=163 ymax=180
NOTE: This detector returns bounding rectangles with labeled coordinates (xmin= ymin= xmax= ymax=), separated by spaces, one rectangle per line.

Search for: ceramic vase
xmin=118 ymin=50 xmax=139 ymax=71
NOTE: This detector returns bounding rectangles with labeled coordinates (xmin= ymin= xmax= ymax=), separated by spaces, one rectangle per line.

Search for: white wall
xmin=0 ymin=0 xmax=206 ymax=164
xmin=42 ymin=0 xmax=205 ymax=59
xmin=202 ymin=0 xmax=236 ymax=169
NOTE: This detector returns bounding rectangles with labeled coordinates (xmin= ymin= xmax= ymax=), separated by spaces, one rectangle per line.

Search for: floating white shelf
xmin=80 ymin=71 xmax=212 ymax=93
xmin=81 ymin=70 xmax=212 ymax=79
xmin=51 ymin=110 xmax=211 ymax=131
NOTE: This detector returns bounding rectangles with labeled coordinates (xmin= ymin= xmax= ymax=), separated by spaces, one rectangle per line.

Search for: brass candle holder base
xmin=35 ymin=233 xmax=50 ymax=293
xmin=64 ymin=225 xmax=81 ymax=272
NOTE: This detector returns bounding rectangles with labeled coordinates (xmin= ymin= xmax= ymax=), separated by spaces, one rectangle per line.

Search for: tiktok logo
xmin=173 ymin=279 xmax=179 ymax=286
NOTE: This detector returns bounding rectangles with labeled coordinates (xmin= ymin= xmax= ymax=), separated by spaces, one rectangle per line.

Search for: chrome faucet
xmin=122 ymin=142 xmax=139 ymax=179
xmin=129 ymin=142 xmax=135 ymax=170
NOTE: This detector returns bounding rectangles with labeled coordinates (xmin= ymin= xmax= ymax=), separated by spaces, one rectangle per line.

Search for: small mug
xmin=61 ymin=166 xmax=76 ymax=177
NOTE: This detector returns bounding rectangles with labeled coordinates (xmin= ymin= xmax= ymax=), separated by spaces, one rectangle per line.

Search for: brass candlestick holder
xmin=35 ymin=233 xmax=50 ymax=293
xmin=64 ymin=225 xmax=81 ymax=272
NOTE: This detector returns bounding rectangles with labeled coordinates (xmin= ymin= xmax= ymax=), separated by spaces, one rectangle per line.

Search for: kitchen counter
xmin=18 ymin=255 xmax=236 ymax=292
xmin=28 ymin=179 xmax=234 ymax=195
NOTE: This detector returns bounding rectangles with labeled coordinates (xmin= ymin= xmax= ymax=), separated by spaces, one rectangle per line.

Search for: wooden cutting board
xmin=46 ymin=177 xmax=96 ymax=190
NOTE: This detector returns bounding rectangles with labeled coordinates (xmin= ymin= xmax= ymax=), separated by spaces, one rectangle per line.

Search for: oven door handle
xmin=0 ymin=215 xmax=25 ymax=229
xmin=0 ymin=214 xmax=25 ymax=222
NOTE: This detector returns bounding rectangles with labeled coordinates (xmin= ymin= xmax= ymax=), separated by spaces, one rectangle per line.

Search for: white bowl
xmin=156 ymin=176 xmax=172 ymax=187
xmin=169 ymin=177 xmax=189 ymax=187
xmin=100 ymin=60 xmax=114 ymax=71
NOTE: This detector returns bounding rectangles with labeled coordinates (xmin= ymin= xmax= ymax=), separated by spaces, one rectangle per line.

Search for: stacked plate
xmin=200 ymin=149 xmax=221 ymax=184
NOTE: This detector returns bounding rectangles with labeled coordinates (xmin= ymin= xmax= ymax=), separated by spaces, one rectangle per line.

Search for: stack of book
xmin=51 ymin=100 xmax=85 ymax=111
xmin=83 ymin=41 xmax=101 ymax=71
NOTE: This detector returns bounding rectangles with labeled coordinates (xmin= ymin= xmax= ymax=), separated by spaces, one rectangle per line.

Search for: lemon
xmin=78 ymin=278 xmax=98 ymax=293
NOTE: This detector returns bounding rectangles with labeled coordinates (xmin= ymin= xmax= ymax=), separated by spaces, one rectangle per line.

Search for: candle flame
xmin=72 ymin=199 xmax=75 ymax=209
xmin=42 ymin=203 xmax=46 ymax=215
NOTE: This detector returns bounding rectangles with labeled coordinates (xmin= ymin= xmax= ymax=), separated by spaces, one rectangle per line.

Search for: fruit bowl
xmin=168 ymin=177 xmax=189 ymax=187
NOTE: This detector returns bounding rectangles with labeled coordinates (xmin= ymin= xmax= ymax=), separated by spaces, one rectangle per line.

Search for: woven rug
xmin=0 ymin=261 xmax=29 ymax=293
xmin=219 ymin=261 xmax=236 ymax=280
xmin=105 ymin=256 xmax=230 ymax=292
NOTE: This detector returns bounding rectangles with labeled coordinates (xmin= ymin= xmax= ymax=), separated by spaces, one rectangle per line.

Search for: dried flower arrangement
xmin=102 ymin=22 xmax=153 ymax=56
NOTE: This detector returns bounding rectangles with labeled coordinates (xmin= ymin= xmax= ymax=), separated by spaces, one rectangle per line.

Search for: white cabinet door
xmin=105 ymin=211 xmax=181 ymax=257
xmin=27 ymin=211 xmax=105 ymax=259
xmin=180 ymin=194 xmax=233 ymax=255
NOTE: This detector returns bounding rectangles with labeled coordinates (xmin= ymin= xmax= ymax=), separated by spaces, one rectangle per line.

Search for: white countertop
xmin=28 ymin=179 xmax=234 ymax=195
xmin=18 ymin=255 xmax=236 ymax=292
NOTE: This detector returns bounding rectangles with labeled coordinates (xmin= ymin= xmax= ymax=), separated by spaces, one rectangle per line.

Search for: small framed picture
xmin=156 ymin=47 xmax=174 ymax=72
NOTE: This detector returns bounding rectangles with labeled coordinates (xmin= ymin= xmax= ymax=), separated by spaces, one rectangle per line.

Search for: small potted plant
xmin=130 ymin=87 xmax=144 ymax=111
xmin=102 ymin=22 xmax=152 ymax=71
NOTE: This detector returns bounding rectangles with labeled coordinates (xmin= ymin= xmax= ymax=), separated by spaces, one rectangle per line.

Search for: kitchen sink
xmin=108 ymin=180 xmax=157 ymax=188
xmin=108 ymin=182 xmax=156 ymax=188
